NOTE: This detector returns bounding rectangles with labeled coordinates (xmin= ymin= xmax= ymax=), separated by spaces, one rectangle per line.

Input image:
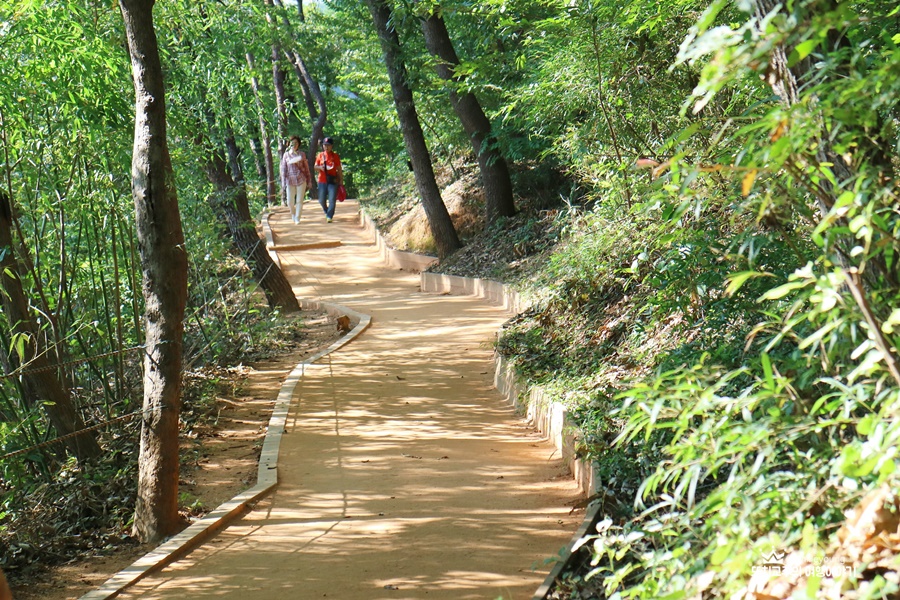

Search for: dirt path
xmin=117 ymin=200 xmax=582 ymax=600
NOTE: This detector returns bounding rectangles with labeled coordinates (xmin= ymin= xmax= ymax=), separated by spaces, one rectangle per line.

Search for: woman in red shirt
xmin=315 ymin=137 xmax=343 ymax=223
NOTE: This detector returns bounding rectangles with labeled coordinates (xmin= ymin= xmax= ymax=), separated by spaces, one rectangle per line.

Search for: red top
xmin=315 ymin=151 xmax=342 ymax=185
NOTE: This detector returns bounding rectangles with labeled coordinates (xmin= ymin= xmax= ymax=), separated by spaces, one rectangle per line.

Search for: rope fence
xmin=0 ymin=237 xmax=280 ymax=465
xmin=0 ymin=344 xmax=147 ymax=381
xmin=0 ymin=408 xmax=151 ymax=462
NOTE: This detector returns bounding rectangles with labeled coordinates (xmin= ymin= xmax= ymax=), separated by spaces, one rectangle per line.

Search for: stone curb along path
xmin=355 ymin=211 xmax=605 ymax=600
xmin=79 ymin=278 xmax=370 ymax=600
xmin=82 ymin=202 xmax=594 ymax=599
xmin=79 ymin=214 xmax=371 ymax=600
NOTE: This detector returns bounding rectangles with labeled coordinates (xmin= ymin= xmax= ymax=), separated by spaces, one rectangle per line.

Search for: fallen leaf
xmin=742 ymin=169 xmax=758 ymax=197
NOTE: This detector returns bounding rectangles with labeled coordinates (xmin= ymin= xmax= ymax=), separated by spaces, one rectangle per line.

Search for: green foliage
xmin=491 ymin=0 xmax=900 ymax=597
xmin=1 ymin=0 xmax=898 ymax=592
xmin=0 ymin=0 xmax=335 ymax=576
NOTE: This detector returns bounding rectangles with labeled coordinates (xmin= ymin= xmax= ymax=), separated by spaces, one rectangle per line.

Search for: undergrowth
xmin=0 ymin=280 xmax=321 ymax=580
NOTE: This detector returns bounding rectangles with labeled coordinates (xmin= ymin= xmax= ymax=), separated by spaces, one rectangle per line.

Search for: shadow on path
xmin=119 ymin=200 xmax=581 ymax=600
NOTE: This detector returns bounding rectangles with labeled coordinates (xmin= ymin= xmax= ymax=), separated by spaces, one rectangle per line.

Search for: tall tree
xmin=263 ymin=1 xmax=289 ymax=156
xmin=0 ymin=190 xmax=102 ymax=461
xmin=271 ymin=0 xmax=327 ymax=187
xmin=246 ymin=51 xmax=279 ymax=206
xmin=120 ymin=0 xmax=188 ymax=544
xmin=201 ymin=130 xmax=302 ymax=313
xmin=364 ymin=0 xmax=461 ymax=259
xmin=283 ymin=48 xmax=327 ymax=187
xmin=419 ymin=7 xmax=516 ymax=224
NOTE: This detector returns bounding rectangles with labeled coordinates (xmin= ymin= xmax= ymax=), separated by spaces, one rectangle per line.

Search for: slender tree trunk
xmin=295 ymin=66 xmax=318 ymax=124
xmin=225 ymin=135 xmax=244 ymax=183
xmin=365 ymin=0 xmax=461 ymax=259
xmin=264 ymin=3 xmax=288 ymax=153
xmin=120 ymin=0 xmax=188 ymax=544
xmin=272 ymin=0 xmax=328 ymax=183
xmin=271 ymin=46 xmax=289 ymax=205
xmin=271 ymin=46 xmax=288 ymax=154
xmin=272 ymin=0 xmax=316 ymax=124
xmin=246 ymin=52 xmax=278 ymax=206
xmin=271 ymin=0 xmax=326 ymax=185
xmin=203 ymin=133 xmax=301 ymax=313
xmin=248 ymin=132 xmax=266 ymax=179
xmin=420 ymin=10 xmax=516 ymax=224
xmin=285 ymin=49 xmax=327 ymax=182
xmin=0 ymin=190 xmax=102 ymax=461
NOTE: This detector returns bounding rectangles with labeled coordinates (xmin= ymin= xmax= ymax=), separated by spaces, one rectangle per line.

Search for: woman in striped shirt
xmin=280 ymin=136 xmax=312 ymax=224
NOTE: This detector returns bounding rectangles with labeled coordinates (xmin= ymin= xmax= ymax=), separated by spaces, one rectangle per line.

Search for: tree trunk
xmin=0 ymin=190 xmax=102 ymax=461
xmin=264 ymin=3 xmax=289 ymax=155
xmin=271 ymin=0 xmax=327 ymax=186
xmin=120 ymin=0 xmax=189 ymax=544
xmin=271 ymin=45 xmax=289 ymax=205
xmin=225 ymin=135 xmax=244 ymax=183
xmin=271 ymin=47 xmax=288 ymax=154
xmin=0 ymin=567 xmax=10 ymax=600
xmin=248 ymin=133 xmax=266 ymax=179
xmin=272 ymin=0 xmax=317 ymax=123
xmin=284 ymin=49 xmax=327 ymax=185
xmin=205 ymin=134 xmax=301 ymax=313
xmin=296 ymin=66 xmax=318 ymax=126
xmin=246 ymin=52 xmax=278 ymax=206
xmin=420 ymin=10 xmax=516 ymax=224
xmin=365 ymin=0 xmax=462 ymax=259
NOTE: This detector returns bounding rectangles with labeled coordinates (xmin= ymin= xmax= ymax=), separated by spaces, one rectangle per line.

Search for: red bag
xmin=337 ymin=185 xmax=346 ymax=202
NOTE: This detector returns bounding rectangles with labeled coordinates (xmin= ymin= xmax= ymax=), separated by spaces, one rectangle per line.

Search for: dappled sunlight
xmin=118 ymin=204 xmax=580 ymax=599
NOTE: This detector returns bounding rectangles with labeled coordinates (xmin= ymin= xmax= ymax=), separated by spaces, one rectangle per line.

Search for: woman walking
xmin=315 ymin=137 xmax=343 ymax=223
xmin=280 ymin=135 xmax=312 ymax=224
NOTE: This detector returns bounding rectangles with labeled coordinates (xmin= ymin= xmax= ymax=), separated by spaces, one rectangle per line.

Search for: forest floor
xmin=10 ymin=311 xmax=343 ymax=600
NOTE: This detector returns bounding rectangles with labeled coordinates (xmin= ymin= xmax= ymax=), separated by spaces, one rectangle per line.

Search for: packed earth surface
xmin=14 ymin=200 xmax=585 ymax=599
xmin=10 ymin=313 xmax=344 ymax=600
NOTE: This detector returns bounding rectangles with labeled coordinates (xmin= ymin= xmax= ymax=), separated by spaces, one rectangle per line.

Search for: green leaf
xmin=725 ymin=271 xmax=772 ymax=296
xmin=710 ymin=541 xmax=732 ymax=566
xmin=798 ymin=319 xmax=843 ymax=349
xmin=760 ymin=352 xmax=774 ymax=388
xmin=787 ymin=39 xmax=819 ymax=68
xmin=857 ymin=415 xmax=877 ymax=436
xmin=759 ymin=279 xmax=809 ymax=301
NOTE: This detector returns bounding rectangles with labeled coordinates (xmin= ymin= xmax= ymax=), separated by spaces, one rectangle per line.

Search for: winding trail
xmin=118 ymin=199 xmax=581 ymax=600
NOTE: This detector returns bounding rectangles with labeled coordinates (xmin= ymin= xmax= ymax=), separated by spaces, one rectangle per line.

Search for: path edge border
xmin=80 ymin=207 xmax=593 ymax=599
xmin=78 ymin=213 xmax=371 ymax=600
xmin=355 ymin=208 xmax=602 ymax=600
